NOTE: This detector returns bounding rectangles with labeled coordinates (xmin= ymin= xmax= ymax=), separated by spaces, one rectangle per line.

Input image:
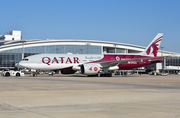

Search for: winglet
xmin=142 ymin=33 xmax=163 ymax=57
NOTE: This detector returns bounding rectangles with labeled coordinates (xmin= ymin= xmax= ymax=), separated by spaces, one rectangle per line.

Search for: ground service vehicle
xmin=2 ymin=70 xmax=24 ymax=77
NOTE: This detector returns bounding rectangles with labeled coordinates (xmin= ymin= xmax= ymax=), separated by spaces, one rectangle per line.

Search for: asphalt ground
xmin=0 ymin=74 xmax=180 ymax=118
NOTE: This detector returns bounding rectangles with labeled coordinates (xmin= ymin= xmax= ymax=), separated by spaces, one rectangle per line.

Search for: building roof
xmin=0 ymin=39 xmax=179 ymax=56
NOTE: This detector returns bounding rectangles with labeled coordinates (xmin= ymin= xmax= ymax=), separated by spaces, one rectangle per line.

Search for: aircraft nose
xmin=19 ymin=61 xmax=28 ymax=68
xmin=19 ymin=61 xmax=24 ymax=67
xmin=16 ymin=62 xmax=24 ymax=68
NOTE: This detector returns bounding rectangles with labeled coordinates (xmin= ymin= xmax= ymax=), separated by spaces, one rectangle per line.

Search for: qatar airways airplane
xmin=19 ymin=33 xmax=165 ymax=77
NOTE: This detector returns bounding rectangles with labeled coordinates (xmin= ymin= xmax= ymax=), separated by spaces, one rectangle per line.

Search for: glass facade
xmin=166 ymin=58 xmax=180 ymax=66
xmin=116 ymin=48 xmax=126 ymax=53
xmin=128 ymin=49 xmax=141 ymax=53
xmin=103 ymin=47 xmax=126 ymax=53
xmin=3 ymin=45 xmax=102 ymax=54
xmin=0 ymin=44 xmax=102 ymax=68
xmin=0 ymin=53 xmax=22 ymax=67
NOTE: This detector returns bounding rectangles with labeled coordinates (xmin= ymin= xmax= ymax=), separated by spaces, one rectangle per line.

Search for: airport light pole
xmin=160 ymin=46 xmax=165 ymax=71
xmin=56 ymin=48 xmax=59 ymax=53
xmin=160 ymin=46 xmax=164 ymax=57
xmin=114 ymin=44 xmax=117 ymax=54
xmin=22 ymin=41 xmax=25 ymax=59
xmin=80 ymin=49 xmax=83 ymax=54
xmin=86 ymin=43 xmax=91 ymax=54
xmin=44 ymin=45 xmax=46 ymax=53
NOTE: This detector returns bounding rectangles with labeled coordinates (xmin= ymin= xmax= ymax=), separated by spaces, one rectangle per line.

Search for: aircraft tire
xmin=33 ymin=73 xmax=37 ymax=77
xmin=100 ymin=74 xmax=112 ymax=77
xmin=100 ymin=74 xmax=104 ymax=77
xmin=16 ymin=73 xmax=20 ymax=77
xmin=108 ymin=73 xmax=112 ymax=77
xmin=87 ymin=74 xmax=98 ymax=77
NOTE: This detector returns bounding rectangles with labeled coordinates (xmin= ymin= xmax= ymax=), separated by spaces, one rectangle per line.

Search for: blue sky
xmin=1 ymin=0 xmax=180 ymax=53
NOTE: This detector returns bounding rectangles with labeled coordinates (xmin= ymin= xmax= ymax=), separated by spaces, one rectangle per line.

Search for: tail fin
xmin=142 ymin=33 xmax=163 ymax=57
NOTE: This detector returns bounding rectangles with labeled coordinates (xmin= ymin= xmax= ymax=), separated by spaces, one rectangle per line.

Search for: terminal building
xmin=0 ymin=30 xmax=180 ymax=73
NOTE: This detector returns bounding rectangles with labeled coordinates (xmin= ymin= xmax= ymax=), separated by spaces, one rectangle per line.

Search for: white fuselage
xmin=19 ymin=54 xmax=104 ymax=70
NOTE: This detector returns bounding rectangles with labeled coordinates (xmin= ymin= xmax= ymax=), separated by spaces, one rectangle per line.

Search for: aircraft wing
xmin=98 ymin=56 xmax=168 ymax=67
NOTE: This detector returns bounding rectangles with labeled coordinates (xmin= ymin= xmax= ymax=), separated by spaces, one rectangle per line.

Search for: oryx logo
xmin=116 ymin=56 xmax=120 ymax=60
xmin=94 ymin=67 xmax=98 ymax=71
xmin=89 ymin=67 xmax=98 ymax=71
xmin=146 ymin=36 xmax=162 ymax=57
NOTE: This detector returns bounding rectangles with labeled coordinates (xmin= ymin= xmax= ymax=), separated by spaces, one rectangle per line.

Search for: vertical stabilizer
xmin=142 ymin=33 xmax=163 ymax=57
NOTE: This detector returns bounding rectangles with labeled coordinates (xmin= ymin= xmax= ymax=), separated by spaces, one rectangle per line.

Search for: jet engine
xmin=81 ymin=64 xmax=100 ymax=75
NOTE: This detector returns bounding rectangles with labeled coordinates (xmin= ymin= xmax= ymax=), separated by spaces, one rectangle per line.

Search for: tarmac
xmin=0 ymin=74 xmax=180 ymax=118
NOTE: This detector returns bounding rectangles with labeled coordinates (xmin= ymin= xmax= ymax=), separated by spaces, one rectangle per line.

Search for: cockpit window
xmin=23 ymin=59 xmax=29 ymax=61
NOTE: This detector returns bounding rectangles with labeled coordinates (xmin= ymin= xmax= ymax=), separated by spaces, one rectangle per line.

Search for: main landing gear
xmin=87 ymin=73 xmax=112 ymax=77
xmin=87 ymin=74 xmax=98 ymax=77
xmin=100 ymin=73 xmax=112 ymax=77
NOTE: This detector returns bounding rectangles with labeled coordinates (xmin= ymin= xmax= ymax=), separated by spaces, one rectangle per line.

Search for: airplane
xmin=19 ymin=33 xmax=166 ymax=77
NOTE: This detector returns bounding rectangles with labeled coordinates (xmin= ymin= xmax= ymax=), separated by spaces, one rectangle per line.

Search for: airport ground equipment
xmin=1 ymin=70 xmax=25 ymax=77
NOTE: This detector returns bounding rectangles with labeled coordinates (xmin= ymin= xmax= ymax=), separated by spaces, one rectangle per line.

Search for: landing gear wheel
xmin=33 ymin=73 xmax=37 ymax=77
xmin=100 ymin=74 xmax=104 ymax=77
xmin=87 ymin=74 xmax=99 ymax=77
xmin=100 ymin=73 xmax=112 ymax=77
xmin=108 ymin=73 xmax=112 ymax=77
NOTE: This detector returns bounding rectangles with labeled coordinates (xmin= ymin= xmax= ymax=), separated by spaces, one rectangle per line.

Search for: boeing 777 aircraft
xmin=19 ymin=33 xmax=165 ymax=77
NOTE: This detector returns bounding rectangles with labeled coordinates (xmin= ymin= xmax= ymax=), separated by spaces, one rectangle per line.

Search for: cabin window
xmin=23 ymin=59 xmax=29 ymax=61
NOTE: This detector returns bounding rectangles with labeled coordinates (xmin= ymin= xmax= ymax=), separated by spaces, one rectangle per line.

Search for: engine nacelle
xmin=81 ymin=64 xmax=100 ymax=75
